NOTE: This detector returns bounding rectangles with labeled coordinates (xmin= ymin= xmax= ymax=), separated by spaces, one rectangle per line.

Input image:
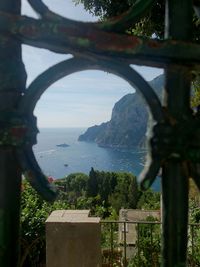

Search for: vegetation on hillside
xmin=20 ymin=169 xmax=159 ymax=266
xmin=54 ymin=168 xmax=160 ymax=215
xmin=20 ymin=168 xmax=200 ymax=266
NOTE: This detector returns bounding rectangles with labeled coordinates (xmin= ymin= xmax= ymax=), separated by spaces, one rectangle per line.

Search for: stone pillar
xmin=46 ymin=210 xmax=101 ymax=267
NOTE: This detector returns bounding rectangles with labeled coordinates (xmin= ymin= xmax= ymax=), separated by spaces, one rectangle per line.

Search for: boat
xmin=64 ymin=164 xmax=68 ymax=167
xmin=56 ymin=143 xmax=70 ymax=148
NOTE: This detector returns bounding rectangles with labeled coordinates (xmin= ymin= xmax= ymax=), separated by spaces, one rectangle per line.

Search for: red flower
xmin=47 ymin=176 xmax=54 ymax=183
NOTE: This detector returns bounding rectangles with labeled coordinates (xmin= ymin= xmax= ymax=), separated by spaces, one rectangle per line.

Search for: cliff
xmin=78 ymin=74 xmax=164 ymax=148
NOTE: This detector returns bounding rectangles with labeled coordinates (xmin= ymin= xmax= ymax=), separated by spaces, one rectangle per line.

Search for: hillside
xmin=78 ymin=74 xmax=164 ymax=148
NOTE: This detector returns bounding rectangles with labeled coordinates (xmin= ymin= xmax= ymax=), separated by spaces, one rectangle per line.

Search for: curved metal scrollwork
xmin=27 ymin=0 xmax=49 ymax=16
xmin=0 ymin=0 xmax=198 ymax=200
xmin=17 ymin=56 xmax=164 ymax=198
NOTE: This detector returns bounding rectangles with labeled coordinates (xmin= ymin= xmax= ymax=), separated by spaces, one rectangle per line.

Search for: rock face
xmin=78 ymin=74 xmax=164 ymax=148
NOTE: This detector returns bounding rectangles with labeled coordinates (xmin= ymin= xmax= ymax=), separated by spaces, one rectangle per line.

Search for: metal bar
xmin=101 ymin=220 xmax=161 ymax=224
xmin=100 ymin=221 xmax=200 ymax=265
xmin=0 ymin=1 xmax=26 ymax=266
xmin=0 ymin=13 xmax=200 ymax=69
xmin=191 ymin=224 xmax=194 ymax=262
xmin=110 ymin=222 xmax=114 ymax=267
xmin=123 ymin=222 xmax=127 ymax=267
xmin=137 ymin=223 xmax=140 ymax=266
xmin=162 ymin=1 xmax=193 ymax=266
xmin=150 ymin=223 xmax=153 ymax=264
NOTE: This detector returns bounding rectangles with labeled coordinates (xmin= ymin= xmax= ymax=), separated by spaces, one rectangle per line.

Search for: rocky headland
xmin=78 ymin=74 xmax=164 ymax=149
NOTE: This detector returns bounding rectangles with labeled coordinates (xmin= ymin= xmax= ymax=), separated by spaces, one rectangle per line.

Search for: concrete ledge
xmin=46 ymin=210 xmax=101 ymax=267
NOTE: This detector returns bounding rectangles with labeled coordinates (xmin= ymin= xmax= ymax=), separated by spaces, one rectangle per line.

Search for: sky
xmin=22 ymin=0 xmax=163 ymax=128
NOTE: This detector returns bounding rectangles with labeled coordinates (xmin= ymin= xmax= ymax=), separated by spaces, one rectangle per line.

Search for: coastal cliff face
xmin=78 ymin=74 xmax=164 ymax=148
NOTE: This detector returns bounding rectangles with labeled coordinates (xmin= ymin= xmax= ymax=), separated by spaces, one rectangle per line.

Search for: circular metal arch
xmin=17 ymin=56 xmax=164 ymax=200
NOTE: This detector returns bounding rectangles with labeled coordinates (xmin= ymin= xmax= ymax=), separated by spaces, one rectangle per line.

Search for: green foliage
xmin=188 ymin=226 xmax=200 ymax=266
xmin=55 ymin=172 xmax=88 ymax=194
xmin=73 ymin=0 xmax=199 ymax=41
xmin=127 ymin=217 xmax=161 ymax=267
xmin=73 ymin=0 xmax=134 ymax=19
xmin=54 ymin=172 xmax=89 ymax=206
xmin=87 ymin=167 xmax=99 ymax=197
xmin=108 ymin=172 xmax=139 ymax=212
xmin=187 ymin=198 xmax=200 ymax=266
xmin=191 ymin=72 xmax=200 ymax=108
xmin=55 ymin=169 xmax=160 ymax=216
xmin=20 ymin=180 xmax=69 ymax=267
xmin=20 ymin=171 xmax=161 ymax=266
xmin=73 ymin=0 xmax=165 ymax=37
xmin=87 ymin=168 xmax=140 ymax=214
xmin=137 ymin=188 xmax=160 ymax=210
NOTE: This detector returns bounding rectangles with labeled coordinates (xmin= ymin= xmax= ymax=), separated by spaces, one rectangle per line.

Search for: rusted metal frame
xmin=0 ymin=1 xmax=198 ymax=267
xmin=0 ymin=13 xmax=200 ymax=69
xmin=0 ymin=1 xmax=27 ymax=267
xmin=162 ymin=0 xmax=194 ymax=266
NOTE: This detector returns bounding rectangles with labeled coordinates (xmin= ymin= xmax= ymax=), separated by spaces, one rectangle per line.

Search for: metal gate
xmin=0 ymin=0 xmax=199 ymax=266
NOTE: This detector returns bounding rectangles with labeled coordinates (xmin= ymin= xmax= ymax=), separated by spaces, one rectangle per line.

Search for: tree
xmin=87 ymin=167 xmax=99 ymax=197
xmin=109 ymin=172 xmax=139 ymax=212
xmin=137 ymin=188 xmax=160 ymax=210
xmin=73 ymin=0 xmax=199 ymax=41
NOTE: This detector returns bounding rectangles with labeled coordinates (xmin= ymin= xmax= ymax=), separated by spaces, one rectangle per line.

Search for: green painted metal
xmin=0 ymin=1 xmax=26 ymax=267
xmin=0 ymin=0 xmax=199 ymax=266
xmin=0 ymin=12 xmax=200 ymax=68
xmin=162 ymin=1 xmax=193 ymax=267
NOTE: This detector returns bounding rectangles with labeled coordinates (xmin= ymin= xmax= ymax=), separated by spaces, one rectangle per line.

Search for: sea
xmin=33 ymin=128 xmax=160 ymax=191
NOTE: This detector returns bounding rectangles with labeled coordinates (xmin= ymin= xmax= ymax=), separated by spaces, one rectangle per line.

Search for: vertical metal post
xmin=0 ymin=1 xmax=26 ymax=266
xmin=150 ymin=223 xmax=153 ymax=263
xmin=123 ymin=222 xmax=127 ymax=267
xmin=162 ymin=0 xmax=193 ymax=266
xmin=191 ymin=224 xmax=194 ymax=262
xmin=110 ymin=222 xmax=114 ymax=267
xmin=137 ymin=223 xmax=140 ymax=266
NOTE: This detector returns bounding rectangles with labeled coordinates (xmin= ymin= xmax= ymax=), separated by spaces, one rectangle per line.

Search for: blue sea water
xmin=33 ymin=128 xmax=160 ymax=191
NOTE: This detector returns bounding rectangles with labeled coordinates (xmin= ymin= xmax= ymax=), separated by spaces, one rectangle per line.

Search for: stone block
xmin=46 ymin=210 xmax=101 ymax=267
